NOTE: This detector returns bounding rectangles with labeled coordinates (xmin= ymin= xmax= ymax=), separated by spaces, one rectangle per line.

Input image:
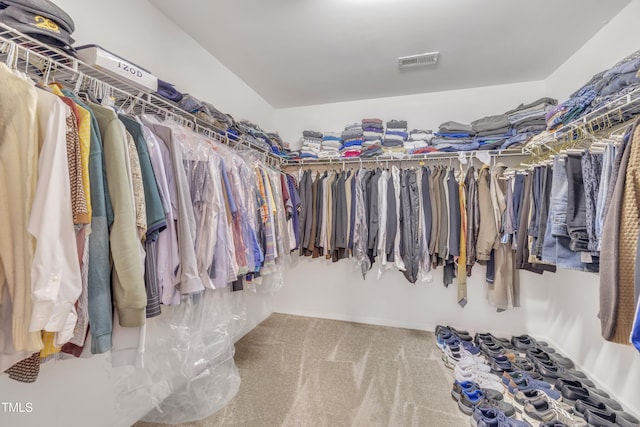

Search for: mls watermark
xmin=1 ymin=402 xmax=33 ymax=413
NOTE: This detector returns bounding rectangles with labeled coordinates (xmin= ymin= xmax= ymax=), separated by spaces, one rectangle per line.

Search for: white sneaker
xmin=442 ymin=346 xmax=488 ymax=369
xmin=522 ymin=395 xmax=586 ymax=426
xmin=454 ymin=367 xmax=504 ymax=392
xmin=457 ymin=356 xmax=492 ymax=373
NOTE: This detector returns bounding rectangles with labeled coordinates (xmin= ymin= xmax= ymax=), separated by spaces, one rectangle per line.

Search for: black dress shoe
xmin=554 ymin=378 xmax=610 ymax=398
xmin=511 ymin=335 xmax=535 ymax=351
xmin=584 ymin=408 xmax=618 ymax=427
xmin=527 ymin=347 xmax=575 ymax=369
xmin=574 ymin=398 xmax=608 ymax=418
xmin=616 ymin=411 xmax=640 ymax=427
xmin=447 ymin=326 xmax=473 ymax=341
xmin=535 ymin=360 xmax=595 ymax=387
xmin=561 ymin=385 xmax=622 ymax=411
xmin=480 ymin=341 xmax=507 ymax=355
xmin=490 ymin=359 xmax=514 ymax=375
xmin=512 ymin=357 xmax=536 ymax=372
xmin=475 ymin=332 xmax=512 ymax=347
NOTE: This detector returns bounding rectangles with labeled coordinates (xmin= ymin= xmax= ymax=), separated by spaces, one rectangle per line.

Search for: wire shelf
xmin=0 ymin=23 xmax=284 ymax=167
xmin=283 ymin=148 xmax=529 ymax=169
xmin=525 ymin=86 xmax=640 ymax=152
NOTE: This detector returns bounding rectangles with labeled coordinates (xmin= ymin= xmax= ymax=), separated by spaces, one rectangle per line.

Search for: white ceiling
xmin=149 ymin=0 xmax=630 ymax=108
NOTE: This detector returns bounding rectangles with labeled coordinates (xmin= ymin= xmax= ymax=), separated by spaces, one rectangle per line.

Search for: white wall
xmin=56 ymin=0 xmax=275 ymax=127
xmin=277 ymin=258 xmax=552 ymax=337
xmin=0 ymin=1 xmax=276 ymax=426
xmin=275 ymin=80 xmax=546 ymax=149
xmin=546 ymin=0 xmax=640 ymax=101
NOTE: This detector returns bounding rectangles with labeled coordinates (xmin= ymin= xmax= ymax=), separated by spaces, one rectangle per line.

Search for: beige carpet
xmin=136 ymin=314 xmax=468 ymax=427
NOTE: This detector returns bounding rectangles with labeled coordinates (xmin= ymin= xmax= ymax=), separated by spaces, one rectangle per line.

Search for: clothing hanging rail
xmin=282 ymin=148 xmax=528 ymax=170
xmin=525 ymin=86 xmax=640 ymax=153
xmin=0 ymin=23 xmax=284 ymax=169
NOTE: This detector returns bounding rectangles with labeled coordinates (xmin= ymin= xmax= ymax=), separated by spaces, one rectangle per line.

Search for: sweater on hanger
xmin=0 ymin=64 xmax=44 ymax=354
xmin=613 ymin=123 xmax=640 ymax=344
xmin=600 ymin=123 xmax=635 ymax=341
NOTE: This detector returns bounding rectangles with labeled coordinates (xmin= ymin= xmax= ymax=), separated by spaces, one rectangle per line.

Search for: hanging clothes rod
xmin=283 ymin=148 xmax=528 ymax=169
xmin=0 ymin=23 xmax=285 ymax=168
xmin=524 ymin=86 xmax=640 ymax=153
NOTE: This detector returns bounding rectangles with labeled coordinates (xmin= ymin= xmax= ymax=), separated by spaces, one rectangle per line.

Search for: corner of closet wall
xmin=53 ymin=0 xmax=276 ymax=128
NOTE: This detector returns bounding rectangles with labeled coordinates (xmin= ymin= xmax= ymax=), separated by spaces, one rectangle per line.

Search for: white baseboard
xmin=272 ymin=308 xmax=522 ymax=339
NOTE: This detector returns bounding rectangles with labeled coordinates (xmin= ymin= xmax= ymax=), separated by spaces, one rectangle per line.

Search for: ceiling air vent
xmin=398 ymin=52 xmax=439 ymax=69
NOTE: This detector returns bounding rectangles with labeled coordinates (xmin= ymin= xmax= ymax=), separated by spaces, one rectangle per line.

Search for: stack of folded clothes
xmin=404 ymin=129 xmax=433 ymax=154
xmin=546 ymin=76 xmax=600 ymax=131
xmin=361 ymin=118 xmax=384 ymax=158
xmin=471 ymin=114 xmax=515 ymax=150
xmin=156 ymin=80 xmax=184 ymax=103
xmin=300 ymin=130 xmax=323 ymax=159
xmin=433 ymin=121 xmax=479 ymax=152
xmin=543 ymin=52 xmax=640 ymax=132
xmin=281 ymin=139 xmax=300 ymax=160
xmin=318 ymin=132 xmax=342 ymax=159
xmin=507 ymin=98 xmax=557 ymax=134
xmin=341 ymin=123 xmax=364 ymax=158
xmin=383 ymin=120 xmax=408 ymax=157
xmin=588 ymin=53 xmax=640 ymax=117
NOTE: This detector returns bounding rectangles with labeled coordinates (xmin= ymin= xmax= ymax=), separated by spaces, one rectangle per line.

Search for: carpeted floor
xmin=137 ymin=314 xmax=467 ymax=427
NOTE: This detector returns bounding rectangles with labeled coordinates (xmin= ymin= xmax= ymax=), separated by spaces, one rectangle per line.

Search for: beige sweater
xmin=0 ymin=64 xmax=43 ymax=352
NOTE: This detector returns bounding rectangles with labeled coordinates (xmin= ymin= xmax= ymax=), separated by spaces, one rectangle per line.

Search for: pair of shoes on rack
xmin=436 ymin=325 xmax=473 ymax=341
xmin=475 ymin=333 xmax=513 ymax=348
xmin=502 ymin=371 xmax=549 ymax=389
xmin=560 ymin=384 xmax=622 ymax=411
xmin=521 ymin=393 xmax=585 ymax=426
xmin=470 ymin=407 xmax=531 ymax=427
xmin=443 ymin=344 xmax=485 ymax=369
xmin=506 ymin=377 xmax=562 ymax=402
xmin=582 ymin=408 xmax=640 ymax=427
xmin=458 ymin=389 xmax=515 ymax=417
xmin=532 ymin=358 xmax=594 ymax=388
xmin=511 ymin=335 xmax=554 ymax=353
xmin=455 ymin=364 xmax=505 ymax=392
xmin=527 ymin=347 xmax=574 ymax=370
xmin=554 ymin=378 xmax=610 ymax=399
xmin=436 ymin=326 xmax=476 ymax=353
xmin=452 ymin=380 xmax=504 ymax=402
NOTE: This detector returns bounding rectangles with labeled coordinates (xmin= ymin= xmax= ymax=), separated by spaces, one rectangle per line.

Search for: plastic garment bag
xmin=114 ymin=289 xmax=240 ymax=425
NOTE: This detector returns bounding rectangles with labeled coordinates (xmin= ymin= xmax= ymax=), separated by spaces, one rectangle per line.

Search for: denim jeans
xmin=528 ymin=167 xmax=543 ymax=254
xmin=512 ymin=174 xmax=525 ymax=244
xmin=534 ymin=165 xmax=552 ymax=258
xmin=595 ymin=144 xmax=615 ymax=251
xmin=542 ymin=156 xmax=599 ymax=272
xmin=565 ymin=154 xmax=590 ymax=252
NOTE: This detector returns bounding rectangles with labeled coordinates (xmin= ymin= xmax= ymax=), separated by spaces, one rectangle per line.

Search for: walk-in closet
xmin=1 ymin=1 xmax=640 ymax=426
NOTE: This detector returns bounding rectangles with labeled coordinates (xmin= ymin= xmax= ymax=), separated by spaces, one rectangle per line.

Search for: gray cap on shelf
xmin=0 ymin=0 xmax=74 ymax=33
xmin=0 ymin=5 xmax=74 ymax=47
